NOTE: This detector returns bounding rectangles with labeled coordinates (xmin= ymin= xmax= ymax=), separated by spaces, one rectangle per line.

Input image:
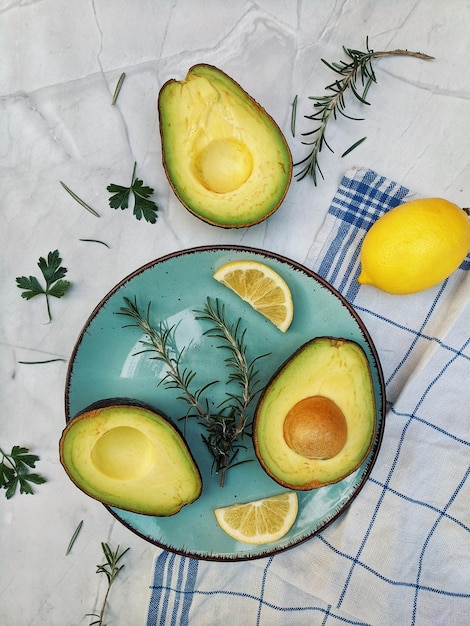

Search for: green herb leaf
xmin=66 ymin=520 xmax=84 ymax=555
xmin=107 ymin=183 xmax=131 ymax=209
xmin=111 ymin=72 xmax=126 ymax=105
xmin=16 ymin=250 xmax=71 ymax=322
xmin=291 ymin=94 xmax=298 ymax=137
xmin=16 ymin=276 xmax=44 ymax=300
xmin=341 ymin=136 xmax=367 ymax=157
xmin=18 ymin=358 xmax=66 ymax=364
xmin=60 ymin=181 xmax=101 ymax=217
xmin=107 ymin=162 xmax=159 ymax=224
xmin=79 ymin=239 xmax=110 ymax=248
xmin=0 ymin=446 xmax=47 ymax=499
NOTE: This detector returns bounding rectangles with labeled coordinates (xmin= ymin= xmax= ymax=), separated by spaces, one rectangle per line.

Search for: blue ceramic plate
xmin=65 ymin=246 xmax=385 ymax=561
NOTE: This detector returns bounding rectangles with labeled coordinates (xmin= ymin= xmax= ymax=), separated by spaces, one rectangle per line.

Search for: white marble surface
xmin=1 ymin=1 xmax=469 ymax=624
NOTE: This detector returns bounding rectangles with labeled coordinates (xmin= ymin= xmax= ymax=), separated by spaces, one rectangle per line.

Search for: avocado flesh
xmin=60 ymin=403 xmax=202 ymax=516
xmin=254 ymin=337 xmax=376 ymax=490
xmin=158 ymin=64 xmax=292 ymax=228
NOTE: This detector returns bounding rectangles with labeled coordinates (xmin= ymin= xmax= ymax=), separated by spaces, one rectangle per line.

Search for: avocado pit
xmin=194 ymin=138 xmax=253 ymax=193
xmin=91 ymin=426 xmax=156 ymax=480
xmin=283 ymin=396 xmax=347 ymax=460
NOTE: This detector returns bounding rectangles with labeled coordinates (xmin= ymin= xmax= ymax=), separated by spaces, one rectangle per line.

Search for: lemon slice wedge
xmin=213 ymin=260 xmax=293 ymax=332
xmin=214 ymin=492 xmax=298 ymax=545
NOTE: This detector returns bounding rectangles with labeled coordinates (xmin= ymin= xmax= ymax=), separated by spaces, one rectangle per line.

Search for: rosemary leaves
xmin=295 ymin=38 xmax=434 ymax=184
xmin=117 ymin=296 xmax=267 ymax=487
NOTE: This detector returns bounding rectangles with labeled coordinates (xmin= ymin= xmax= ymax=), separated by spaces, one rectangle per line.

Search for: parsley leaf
xmin=107 ymin=162 xmax=159 ymax=224
xmin=16 ymin=250 xmax=71 ymax=323
xmin=0 ymin=445 xmax=47 ymax=499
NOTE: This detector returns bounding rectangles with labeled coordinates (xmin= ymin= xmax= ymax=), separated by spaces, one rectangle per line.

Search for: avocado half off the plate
xmin=158 ymin=64 xmax=292 ymax=228
xmin=59 ymin=399 xmax=202 ymax=516
xmin=253 ymin=337 xmax=376 ymax=490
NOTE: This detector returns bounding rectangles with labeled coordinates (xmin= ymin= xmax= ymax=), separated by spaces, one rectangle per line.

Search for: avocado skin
xmin=158 ymin=63 xmax=292 ymax=228
xmin=253 ymin=337 xmax=376 ymax=490
xmin=60 ymin=398 xmax=202 ymax=516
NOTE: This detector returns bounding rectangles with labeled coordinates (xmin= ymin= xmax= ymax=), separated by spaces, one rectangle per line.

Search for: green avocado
xmin=59 ymin=400 xmax=202 ymax=516
xmin=253 ymin=337 xmax=376 ymax=490
xmin=158 ymin=64 xmax=292 ymax=228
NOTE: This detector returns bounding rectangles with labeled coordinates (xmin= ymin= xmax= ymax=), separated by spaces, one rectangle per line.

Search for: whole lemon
xmin=358 ymin=198 xmax=470 ymax=295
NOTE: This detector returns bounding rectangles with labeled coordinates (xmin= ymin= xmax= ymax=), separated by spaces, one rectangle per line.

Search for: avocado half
xmin=59 ymin=399 xmax=202 ymax=516
xmin=253 ymin=337 xmax=376 ymax=490
xmin=158 ymin=64 xmax=292 ymax=228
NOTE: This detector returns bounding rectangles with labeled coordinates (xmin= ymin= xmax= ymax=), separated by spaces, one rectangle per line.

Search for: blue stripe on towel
xmin=147 ymin=552 xmax=199 ymax=626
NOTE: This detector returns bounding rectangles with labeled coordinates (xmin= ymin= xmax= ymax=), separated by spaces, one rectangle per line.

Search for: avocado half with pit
xmin=253 ymin=337 xmax=376 ymax=490
xmin=158 ymin=64 xmax=292 ymax=228
xmin=59 ymin=400 xmax=202 ymax=516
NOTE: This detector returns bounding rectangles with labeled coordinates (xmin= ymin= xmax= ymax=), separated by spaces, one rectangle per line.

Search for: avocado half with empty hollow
xmin=253 ymin=337 xmax=376 ymax=490
xmin=158 ymin=64 xmax=292 ymax=228
xmin=59 ymin=400 xmax=202 ymax=516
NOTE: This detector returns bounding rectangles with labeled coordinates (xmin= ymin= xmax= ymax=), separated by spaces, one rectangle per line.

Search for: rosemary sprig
xmin=195 ymin=298 xmax=266 ymax=435
xmin=295 ymin=38 xmax=434 ymax=184
xmin=87 ymin=543 xmax=129 ymax=626
xmin=117 ymin=296 xmax=210 ymax=418
xmin=194 ymin=298 xmax=268 ymax=483
xmin=117 ymin=296 xmax=266 ymax=487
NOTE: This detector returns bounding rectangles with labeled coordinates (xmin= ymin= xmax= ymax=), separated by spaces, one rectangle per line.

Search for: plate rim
xmin=64 ymin=245 xmax=386 ymax=561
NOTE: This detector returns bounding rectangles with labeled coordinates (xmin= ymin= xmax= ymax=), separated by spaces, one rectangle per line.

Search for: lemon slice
xmin=214 ymin=492 xmax=298 ymax=544
xmin=213 ymin=260 xmax=293 ymax=332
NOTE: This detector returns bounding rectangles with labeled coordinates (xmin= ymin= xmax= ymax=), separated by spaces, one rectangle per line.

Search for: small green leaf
xmin=341 ymin=136 xmax=367 ymax=157
xmin=16 ymin=276 xmax=44 ymax=299
xmin=111 ymin=72 xmax=126 ymax=105
xmin=79 ymin=239 xmax=110 ymax=248
xmin=48 ymin=279 xmax=71 ymax=299
xmin=16 ymin=251 xmax=70 ymax=321
xmin=291 ymin=94 xmax=298 ymax=137
xmin=107 ymin=163 xmax=159 ymax=223
xmin=0 ymin=445 xmax=47 ymax=498
xmin=60 ymin=181 xmax=101 ymax=217
xmin=107 ymin=184 xmax=131 ymax=209
xmin=66 ymin=520 xmax=84 ymax=555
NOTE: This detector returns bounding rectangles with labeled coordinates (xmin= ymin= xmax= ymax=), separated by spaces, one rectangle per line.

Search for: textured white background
xmin=1 ymin=1 xmax=469 ymax=624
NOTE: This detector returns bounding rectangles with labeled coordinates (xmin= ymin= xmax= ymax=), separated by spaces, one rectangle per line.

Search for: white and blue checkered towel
xmin=146 ymin=168 xmax=470 ymax=626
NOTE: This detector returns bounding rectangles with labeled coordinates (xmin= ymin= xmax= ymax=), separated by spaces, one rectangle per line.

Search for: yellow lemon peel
xmin=358 ymin=198 xmax=470 ymax=295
